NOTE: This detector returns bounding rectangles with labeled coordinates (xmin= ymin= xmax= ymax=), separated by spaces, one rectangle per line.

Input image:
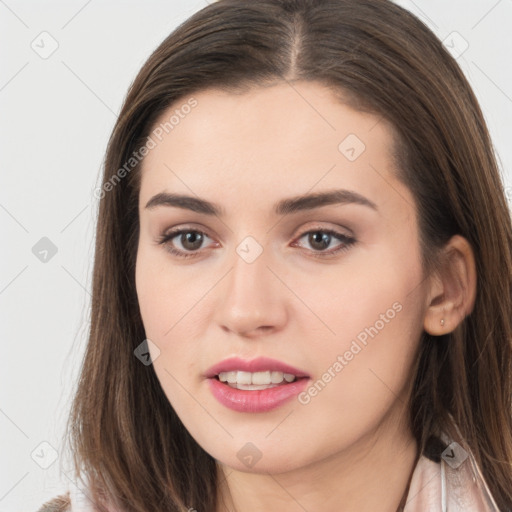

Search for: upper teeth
xmin=218 ymin=371 xmax=296 ymax=385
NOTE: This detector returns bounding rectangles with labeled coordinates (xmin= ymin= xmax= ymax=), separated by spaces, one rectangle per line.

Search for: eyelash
xmin=156 ymin=227 xmax=356 ymax=260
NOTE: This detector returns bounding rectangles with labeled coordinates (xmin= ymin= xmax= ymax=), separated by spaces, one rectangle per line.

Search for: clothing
xmin=37 ymin=429 xmax=502 ymax=512
xmin=402 ymin=430 xmax=500 ymax=511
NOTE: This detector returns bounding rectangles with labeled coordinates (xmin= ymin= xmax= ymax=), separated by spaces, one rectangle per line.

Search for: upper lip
xmin=204 ymin=357 xmax=310 ymax=379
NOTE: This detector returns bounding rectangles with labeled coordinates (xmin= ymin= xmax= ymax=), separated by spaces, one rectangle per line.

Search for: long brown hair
xmin=66 ymin=0 xmax=512 ymax=510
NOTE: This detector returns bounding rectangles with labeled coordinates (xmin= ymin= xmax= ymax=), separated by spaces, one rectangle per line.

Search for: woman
xmin=38 ymin=0 xmax=512 ymax=510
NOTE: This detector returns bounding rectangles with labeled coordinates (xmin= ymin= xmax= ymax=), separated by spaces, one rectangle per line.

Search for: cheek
xmin=135 ymin=256 xmax=170 ymax=339
xmin=297 ymin=294 xmax=423 ymax=452
xmin=136 ymin=243 xmax=204 ymax=340
xmin=291 ymin=238 xmax=424 ymax=347
xmin=135 ymin=244 xmax=215 ymax=383
xmin=293 ymin=244 xmax=425 ymax=429
xmin=135 ymin=249 xmax=202 ymax=411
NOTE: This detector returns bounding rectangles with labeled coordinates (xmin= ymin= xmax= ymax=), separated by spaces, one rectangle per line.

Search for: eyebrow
xmin=144 ymin=189 xmax=378 ymax=216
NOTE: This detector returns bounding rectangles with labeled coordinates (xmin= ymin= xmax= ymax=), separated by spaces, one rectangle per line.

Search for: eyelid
xmin=159 ymin=223 xmax=213 ymax=239
xmin=291 ymin=221 xmax=355 ymax=240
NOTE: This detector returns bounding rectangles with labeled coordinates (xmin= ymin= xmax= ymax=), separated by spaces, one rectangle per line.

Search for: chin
xmin=221 ymin=453 xmax=303 ymax=475
xmin=196 ymin=433 xmax=318 ymax=476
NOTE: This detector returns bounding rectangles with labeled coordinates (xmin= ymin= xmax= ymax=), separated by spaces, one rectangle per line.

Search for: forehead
xmin=139 ymin=81 xmax=404 ymax=214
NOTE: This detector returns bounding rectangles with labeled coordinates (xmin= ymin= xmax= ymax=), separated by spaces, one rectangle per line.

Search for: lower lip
xmin=207 ymin=377 xmax=310 ymax=413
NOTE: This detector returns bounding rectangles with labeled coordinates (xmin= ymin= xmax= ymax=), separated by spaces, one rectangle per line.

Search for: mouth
xmin=205 ymin=357 xmax=310 ymax=412
xmin=215 ymin=370 xmax=306 ymax=390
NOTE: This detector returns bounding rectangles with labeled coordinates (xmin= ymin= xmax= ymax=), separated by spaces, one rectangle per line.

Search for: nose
xmin=213 ymin=245 xmax=289 ymax=339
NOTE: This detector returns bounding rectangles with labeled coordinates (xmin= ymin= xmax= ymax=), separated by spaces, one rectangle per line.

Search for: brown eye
xmin=179 ymin=231 xmax=204 ymax=251
xmin=292 ymin=228 xmax=356 ymax=257
xmin=157 ymin=229 xmax=215 ymax=259
xmin=307 ymin=231 xmax=332 ymax=251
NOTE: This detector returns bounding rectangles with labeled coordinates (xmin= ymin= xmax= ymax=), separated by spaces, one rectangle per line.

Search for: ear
xmin=423 ymin=235 xmax=477 ymax=336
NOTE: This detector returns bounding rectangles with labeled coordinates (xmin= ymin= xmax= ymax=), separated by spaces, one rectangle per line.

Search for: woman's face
xmin=135 ymin=81 xmax=429 ymax=474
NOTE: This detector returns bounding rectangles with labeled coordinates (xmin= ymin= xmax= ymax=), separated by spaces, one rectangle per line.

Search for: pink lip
xmin=205 ymin=357 xmax=310 ymax=413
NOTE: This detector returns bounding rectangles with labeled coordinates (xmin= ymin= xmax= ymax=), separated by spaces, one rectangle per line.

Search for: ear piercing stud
xmin=440 ymin=319 xmax=445 ymax=326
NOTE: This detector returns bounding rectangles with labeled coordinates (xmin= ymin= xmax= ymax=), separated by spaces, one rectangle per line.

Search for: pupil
xmin=310 ymin=232 xmax=330 ymax=250
xmin=182 ymin=232 xmax=203 ymax=250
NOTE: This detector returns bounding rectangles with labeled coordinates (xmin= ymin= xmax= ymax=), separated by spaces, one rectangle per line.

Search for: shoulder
xmin=36 ymin=493 xmax=71 ymax=512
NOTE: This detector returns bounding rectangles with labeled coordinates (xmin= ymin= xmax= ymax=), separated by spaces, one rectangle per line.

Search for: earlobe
xmin=423 ymin=235 xmax=477 ymax=336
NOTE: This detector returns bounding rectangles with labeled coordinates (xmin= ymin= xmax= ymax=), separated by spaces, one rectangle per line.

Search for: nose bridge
xmin=214 ymin=236 xmax=287 ymax=336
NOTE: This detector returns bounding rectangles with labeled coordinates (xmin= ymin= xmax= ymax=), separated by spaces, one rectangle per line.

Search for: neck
xmin=216 ymin=418 xmax=419 ymax=512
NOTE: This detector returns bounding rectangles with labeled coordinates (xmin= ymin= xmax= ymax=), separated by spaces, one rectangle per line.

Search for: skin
xmin=135 ymin=81 xmax=476 ymax=511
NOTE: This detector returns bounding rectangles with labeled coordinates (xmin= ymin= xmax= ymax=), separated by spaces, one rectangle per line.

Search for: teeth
xmin=237 ymin=371 xmax=252 ymax=385
xmin=271 ymin=371 xmax=283 ymax=383
xmin=232 ymin=383 xmax=278 ymax=390
xmin=252 ymin=371 xmax=271 ymax=385
xmin=218 ymin=370 xmax=297 ymax=385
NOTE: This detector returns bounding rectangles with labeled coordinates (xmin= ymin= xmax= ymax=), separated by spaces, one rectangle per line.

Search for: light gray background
xmin=1 ymin=1 xmax=511 ymax=510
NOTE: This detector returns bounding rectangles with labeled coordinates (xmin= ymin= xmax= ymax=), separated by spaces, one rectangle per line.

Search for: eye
xmin=157 ymin=228 xmax=216 ymax=258
xmin=292 ymin=228 xmax=356 ymax=257
xmin=157 ymin=226 xmax=356 ymax=260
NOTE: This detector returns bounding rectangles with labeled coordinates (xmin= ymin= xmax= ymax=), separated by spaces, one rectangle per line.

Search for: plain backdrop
xmin=1 ymin=0 xmax=511 ymax=510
